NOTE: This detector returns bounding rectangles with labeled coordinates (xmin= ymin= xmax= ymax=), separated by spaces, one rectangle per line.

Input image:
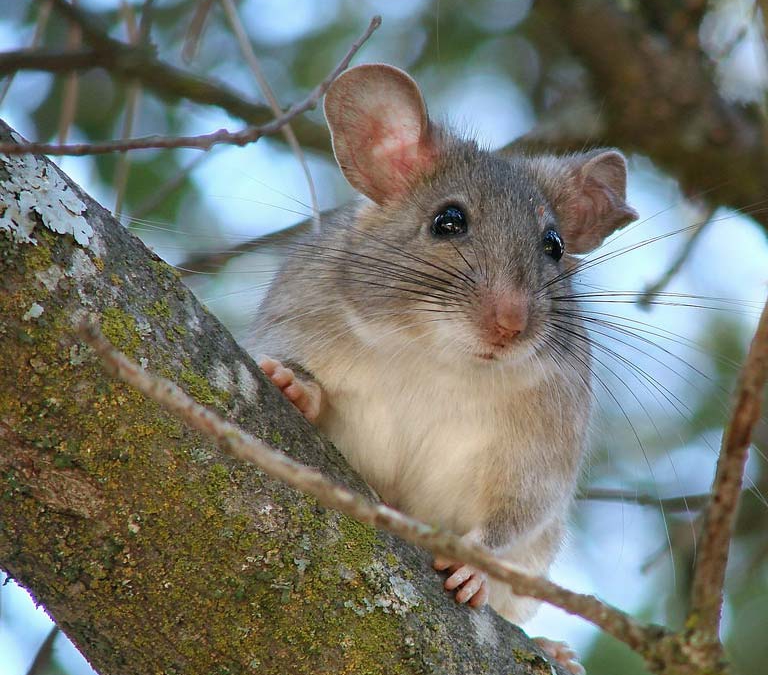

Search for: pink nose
xmin=483 ymin=292 xmax=528 ymax=346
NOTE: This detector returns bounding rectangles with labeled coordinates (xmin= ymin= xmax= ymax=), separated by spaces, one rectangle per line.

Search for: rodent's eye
xmin=431 ymin=206 xmax=467 ymax=237
xmin=542 ymin=228 xmax=564 ymax=261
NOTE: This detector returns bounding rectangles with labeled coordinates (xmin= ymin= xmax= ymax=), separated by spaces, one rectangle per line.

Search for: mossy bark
xmin=0 ymin=121 xmax=565 ymax=675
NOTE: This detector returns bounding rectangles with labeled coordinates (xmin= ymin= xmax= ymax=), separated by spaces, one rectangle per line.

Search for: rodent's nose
xmin=483 ymin=291 xmax=528 ymax=346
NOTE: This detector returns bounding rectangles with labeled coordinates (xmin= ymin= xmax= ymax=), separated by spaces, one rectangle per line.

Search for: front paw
xmin=257 ymin=356 xmax=321 ymax=423
xmin=533 ymin=637 xmax=585 ymax=675
xmin=433 ymin=558 xmax=489 ymax=608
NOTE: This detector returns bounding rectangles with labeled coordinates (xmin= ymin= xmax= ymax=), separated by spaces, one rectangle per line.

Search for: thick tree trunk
xmin=0 ymin=121 xmax=565 ymax=674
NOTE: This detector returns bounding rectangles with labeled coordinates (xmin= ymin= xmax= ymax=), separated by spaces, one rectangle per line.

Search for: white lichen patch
xmin=35 ymin=264 xmax=64 ymax=291
xmin=356 ymin=561 xmax=421 ymax=617
xmin=69 ymin=344 xmax=89 ymax=366
xmin=184 ymin=299 xmax=202 ymax=334
xmin=22 ymin=302 xmax=44 ymax=321
xmin=469 ymin=608 xmax=499 ymax=648
xmin=67 ymin=248 xmax=98 ymax=279
xmin=236 ymin=362 xmax=258 ymax=401
xmin=388 ymin=574 xmax=419 ymax=608
xmin=0 ymin=150 xmax=92 ymax=247
xmin=211 ymin=361 xmax=234 ymax=393
xmin=135 ymin=317 xmax=152 ymax=338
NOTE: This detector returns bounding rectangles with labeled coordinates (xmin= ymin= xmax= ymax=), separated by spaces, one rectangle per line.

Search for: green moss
xmin=150 ymin=258 xmax=182 ymax=280
xmin=337 ymin=514 xmax=378 ymax=566
xmin=245 ymin=510 xmax=413 ymax=675
xmin=22 ymin=239 xmax=54 ymax=272
xmin=180 ymin=368 xmax=219 ymax=406
xmin=101 ymin=307 xmax=141 ymax=356
xmin=147 ymin=298 xmax=172 ymax=320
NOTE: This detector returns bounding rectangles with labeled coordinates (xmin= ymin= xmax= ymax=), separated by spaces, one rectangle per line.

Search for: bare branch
xmin=218 ymin=0 xmax=320 ymax=229
xmin=0 ymin=49 xmax=99 ymax=74
xmin=0 ymin=0 xmax=52 ymax=105
xmin=24 ymin=626 xmax=60 ymax=675
xmin=79 ymin=319 xmax=660 ymax=655
xmin=581 ymin=487 xmax=710 ymax=513
xmin=638 ymin=204 xmax=713 ymax=308
xmin=0 ymin=15 xmax=381 ymax=157
xmin=689 ymin=298 xmax=768 ymax=638
xmin=56 ymin=0 xmax=82 ymax=149
xmin=0 ymin=0 xmax=304 ymax=137
xmin=113 ymin=0 xmax=143 ymax=218
xmin=182 ymin=0 xmax=216 ymax=63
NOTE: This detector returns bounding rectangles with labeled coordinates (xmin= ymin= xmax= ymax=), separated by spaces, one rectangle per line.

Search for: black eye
xmin=542 ymin=228 xmax=564 ymax=261
xmin=431 ymin=206 xmax=467 ymax=237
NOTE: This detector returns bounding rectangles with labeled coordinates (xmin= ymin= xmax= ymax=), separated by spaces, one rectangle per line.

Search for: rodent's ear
xmin=532 ymin=150 xmax=639 ymax=254
xmin=324 ymin=64 xmax=438 ymax=204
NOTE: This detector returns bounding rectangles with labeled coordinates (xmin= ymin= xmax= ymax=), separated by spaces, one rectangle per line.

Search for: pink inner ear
xmin=350 ymin=110 xmax=435 ymax=202
xmin=325 ymin=64 xmax=439 ymax=204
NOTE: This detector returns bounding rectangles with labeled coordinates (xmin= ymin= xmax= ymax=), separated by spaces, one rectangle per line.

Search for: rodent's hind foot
xmin=433 ymin=558 xmax=489 ymax=608
xmin=257 ymin=356 xmax=322 ymax=423
xmin=532 ymin=637 xmax=585 ymax=675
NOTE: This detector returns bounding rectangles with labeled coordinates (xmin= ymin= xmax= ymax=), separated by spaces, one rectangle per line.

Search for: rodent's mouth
xmin=472 ymin=336 xmax=536 ymax=363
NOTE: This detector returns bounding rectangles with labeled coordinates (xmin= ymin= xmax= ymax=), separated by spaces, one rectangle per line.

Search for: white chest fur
xmin=313 ymin=345 xmax=581 ymax=543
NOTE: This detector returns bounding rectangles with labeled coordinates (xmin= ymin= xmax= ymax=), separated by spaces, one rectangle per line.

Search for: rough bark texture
xmin=0 ymin=122 xmax=567 ymax=674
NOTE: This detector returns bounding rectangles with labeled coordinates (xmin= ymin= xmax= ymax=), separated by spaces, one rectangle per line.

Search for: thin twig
xmin=0 ymin=16 xmax=381 ymax=157
xmin=57 ymin=0 xmax=82 ymax=149
xmin=136 ymin=0 xmax=155 ymax=45
xmin=219 ymin=0 xmax=320 ymax=230
xmin=689 ymin=298 xmax=768 ymax=638
xmin=182 ymin=0 xmax=216 ymax=63
xmin=24 ymin=625 xmax=60 ymax=675
xmin=113 ymin=0 xmax=144 ymax=218
xmin=0 ymin=0 xmax=53 ymax=105
xmin=78 ymin=318 xmax=660 ymax=654
xmin=638 ymin=204 xmax=714 ymax=308
xmin=3 ymin=0 xmax=279 ymax=127
xmin=581 ymin=487 xmax=710 ymax=512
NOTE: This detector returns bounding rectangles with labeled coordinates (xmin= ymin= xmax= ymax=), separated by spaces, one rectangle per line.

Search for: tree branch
xmin=0 ymin=0 xmax=365 ymax=155
xmin=581 ymin=487 xmax=710 ymax=513
xmin=0 ymin=49 xmax=100 ymax=75
xmin=689 ymin=299 xmax=768 ymax=638
xmin=0 ymin=15 xmax=381 ymax=156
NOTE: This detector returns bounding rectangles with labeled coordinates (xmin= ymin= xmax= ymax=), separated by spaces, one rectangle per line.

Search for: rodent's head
xmin=323 ymin=64 xmax=638 ymax=368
